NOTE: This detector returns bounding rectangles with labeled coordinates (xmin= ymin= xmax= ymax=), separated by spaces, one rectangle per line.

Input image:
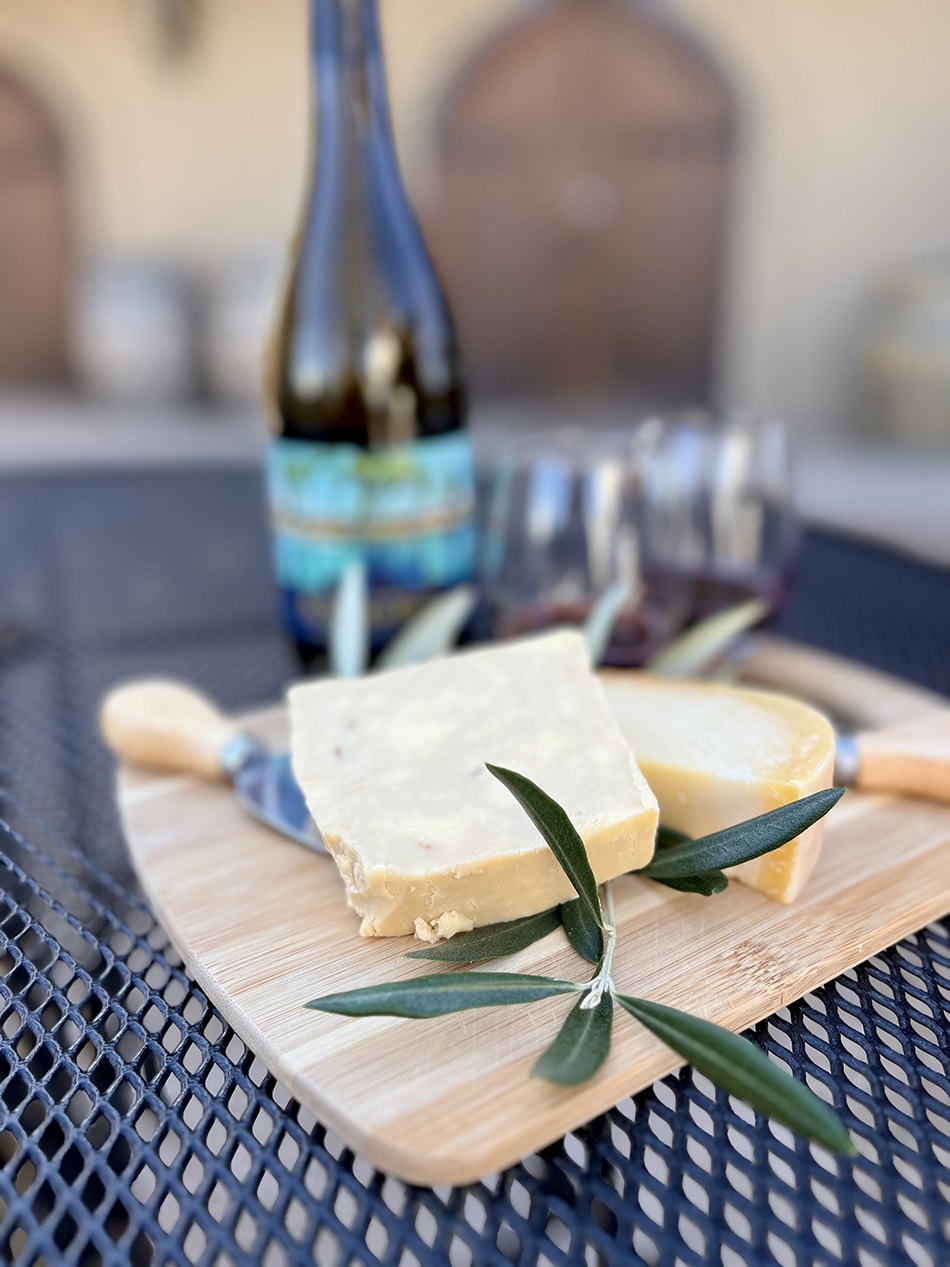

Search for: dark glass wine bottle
xmin=264 ymin=0 xmax=477 ymax=667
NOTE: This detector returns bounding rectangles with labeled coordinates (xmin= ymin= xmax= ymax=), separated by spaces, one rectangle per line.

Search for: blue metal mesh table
xmin=0 ymin=467 xmax=949 ymax=1266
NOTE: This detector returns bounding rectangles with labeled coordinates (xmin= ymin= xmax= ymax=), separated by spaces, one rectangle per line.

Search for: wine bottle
xmin=265 ymin=0 xmax=477 ymax=666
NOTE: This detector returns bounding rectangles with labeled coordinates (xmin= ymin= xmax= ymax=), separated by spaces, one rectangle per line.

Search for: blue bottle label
xmin=266 ymin=432 xmax=477 ymax=647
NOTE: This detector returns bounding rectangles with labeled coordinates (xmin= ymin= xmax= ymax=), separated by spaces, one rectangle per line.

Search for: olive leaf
xmin=656 ymin=826 xmax=691 ymax=849
xmin=306 ymin=973 xmax=580 ymax=1019
xmin=328 ymin=559 xmax=370 ymax=679
xmin=645 ymin=597 xmax=769 ymax=679
xmin=405 ymin=909 xmax=561 ymax=963
xmin=532 ymin=993 xmax=614 ymax=1086
xmin=640 ymin=788 xmax=845 ymax=882
xmin=486 ymin=764 xmax=603 ymax=931
xmin=560 ymin=898 xmax=604 ymax=965
xmin=376 ymin=585 xmax=478 ymax=671
xmin=583 ymin=580 xmax=633 ymax=667
xmin=616 ymin=995 xmax=855 ymax=1156
xmin=653 ymin=870 xmax=729 ymax=896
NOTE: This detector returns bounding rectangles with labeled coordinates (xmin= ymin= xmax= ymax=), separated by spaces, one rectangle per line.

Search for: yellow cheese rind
xmin=289 ymin=632 xmax=659 ymax=936
xmin=599 ymin=672 xmax=836 ymax=903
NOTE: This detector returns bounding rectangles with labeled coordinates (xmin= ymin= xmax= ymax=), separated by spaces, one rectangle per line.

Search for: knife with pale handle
xmin=737 ymin=634 xmax=950 ymax=802
xmin=100 ymin=679 xmax=327 ymax=853
xmin=100 ymin=672 xmax=950 ymax=852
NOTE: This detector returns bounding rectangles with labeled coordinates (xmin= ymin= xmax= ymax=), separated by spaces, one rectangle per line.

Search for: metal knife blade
xmin=223 ymin=737 xmax=327 ymax=853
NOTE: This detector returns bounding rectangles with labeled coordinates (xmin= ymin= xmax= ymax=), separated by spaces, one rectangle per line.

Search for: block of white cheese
xmin=289 ymin=631 xmax=659 ymax=938
xmin=599 ymin=672 xmax=836 ymax=903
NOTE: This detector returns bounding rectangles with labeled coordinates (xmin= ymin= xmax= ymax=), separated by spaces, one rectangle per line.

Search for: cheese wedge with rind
xmin=289 ymin=632 xmax=659 ymax=937
xmin=599 ymin=672 xmax=836 ymax=903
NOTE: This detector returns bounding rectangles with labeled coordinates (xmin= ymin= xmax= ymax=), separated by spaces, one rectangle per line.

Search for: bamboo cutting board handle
xmin=849 ymin=713 xmax=950 ymax=803
xmin=100 ymin=679 xmax=240 ymax=781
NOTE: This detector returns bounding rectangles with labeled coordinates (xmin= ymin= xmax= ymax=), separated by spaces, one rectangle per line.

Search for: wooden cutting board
xmin=115 ymin=637 xmax=950 ymax=1186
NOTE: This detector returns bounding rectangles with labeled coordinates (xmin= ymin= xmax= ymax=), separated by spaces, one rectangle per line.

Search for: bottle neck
xmin=310 ymin=0 xmax=394 ymax=150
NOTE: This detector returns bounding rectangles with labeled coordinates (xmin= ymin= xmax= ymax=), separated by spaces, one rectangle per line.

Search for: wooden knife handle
xmin=855 ymin=712 xmax=950 ymax=802
xmin=740 ymin=633 xmax=947 ymax=729
xmin=100 ymin=679 xmax=240 ymax=781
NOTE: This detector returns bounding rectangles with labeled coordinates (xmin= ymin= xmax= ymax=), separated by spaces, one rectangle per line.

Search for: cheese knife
xmin=100 ymin=679 xmax=327 ymax=853
xmin=736 ymin=634 xmax=950 ymax=802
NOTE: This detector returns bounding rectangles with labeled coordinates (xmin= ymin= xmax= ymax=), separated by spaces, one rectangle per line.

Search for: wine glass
xmin=479 ymin=414 xmax=798 ymax=666
xmin=480 ymin=425 xmax=684 ymax=665
xmin=639 ymin=411 xmax=800 ymax=624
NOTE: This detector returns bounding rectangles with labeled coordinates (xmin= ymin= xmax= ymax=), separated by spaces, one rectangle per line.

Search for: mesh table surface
xmin=0 ymin=467 xmax=948 ymax=1267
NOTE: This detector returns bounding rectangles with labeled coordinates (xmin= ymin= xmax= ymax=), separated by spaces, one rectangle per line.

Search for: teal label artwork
xmin=266 ymin=432 xmax=477 ymax=645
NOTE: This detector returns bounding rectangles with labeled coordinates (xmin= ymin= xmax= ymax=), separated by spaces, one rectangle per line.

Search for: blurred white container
xmin=72 ymin=258 xmax=197 ymax=404
xmin=865 ymin=260 xmax=950 ymax=447
xmin=201 ymin=254 xmax=283 ymax=408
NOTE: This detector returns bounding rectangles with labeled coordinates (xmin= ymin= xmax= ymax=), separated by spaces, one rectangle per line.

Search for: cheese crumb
xmin=413 ymin=912 xmax=476 ymax=943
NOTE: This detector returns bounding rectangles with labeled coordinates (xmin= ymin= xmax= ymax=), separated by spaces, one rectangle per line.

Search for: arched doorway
xmin=423 ymin=0 xmax=736 ymax=405
xmin=0 ymin=68 xmax=72 ymax=382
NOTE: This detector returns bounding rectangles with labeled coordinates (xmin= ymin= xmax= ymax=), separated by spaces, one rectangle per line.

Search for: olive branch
xmin=306 ymin=773 xmax=853 ymax=1156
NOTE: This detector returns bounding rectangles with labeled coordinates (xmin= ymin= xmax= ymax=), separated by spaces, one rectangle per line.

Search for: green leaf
xmin=532 ymin=993 xmax=614 ymax=1085
xmin=329 ymin=560 xmax=369 ymax=679
xmin=376 ymin=585 xmax=478 ymax=670
xmin=306 ymin=972 xmax=579 ymax=1018
xmin=404 ymin=909 xmax=560 ymax=963
xmin=616 ymin=995 xmax=855 ymax=1155
xmin=650 ymin=870 xmax=729 ymax=896
xmin=583 ymin=580 xmax=632 ymax=668
xmin=653 ymin=828 xmax=729 ymax=890
xmin=560 ymin=898 xmax=604 ymax=965
xmin=656 ymin=826 xmax=691 ymax=849
xmin=640 ymin=788 xmax=845 ymax=881
xmin=645 ymin=598 xmax=769 ymax=679
xmin=486 ymin=764 xmax=604 ymax=930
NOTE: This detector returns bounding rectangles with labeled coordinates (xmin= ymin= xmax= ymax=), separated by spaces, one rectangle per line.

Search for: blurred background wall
xmin=0 ymin=0 xmax=948 ymax=444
